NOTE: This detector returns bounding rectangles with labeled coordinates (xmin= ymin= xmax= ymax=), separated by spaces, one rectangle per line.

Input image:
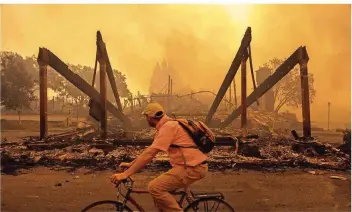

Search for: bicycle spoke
xmin=209 ymin=200 xmax=219 ymax=212
xmin=203 ymin=200 xmax=208 ymax=211
xmin=213 ymin=200 xmax=220 ymax=212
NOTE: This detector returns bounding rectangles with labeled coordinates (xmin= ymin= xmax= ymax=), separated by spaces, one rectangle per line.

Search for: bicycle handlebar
xmin=114 ymin=165 xmax=134 ymax=187
xmin=114 ymin=176 xmax=134 ymax=188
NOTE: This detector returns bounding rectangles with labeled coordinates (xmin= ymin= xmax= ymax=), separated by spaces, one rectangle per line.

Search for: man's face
xmin=145 ymin=115 xmax=157 ymax=128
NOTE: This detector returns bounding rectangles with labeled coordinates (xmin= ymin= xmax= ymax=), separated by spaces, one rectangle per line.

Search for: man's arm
xmin=123 ymin=147 xmax=160 ymax=177
xmin=111 ymin=121 xmax=177 ymax=184
xmin=120 ymin=158 xmax=137 ymax=168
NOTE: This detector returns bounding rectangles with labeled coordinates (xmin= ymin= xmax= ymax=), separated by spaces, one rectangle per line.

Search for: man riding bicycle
xmin=110 ymin=102 xmax=208 ymax=211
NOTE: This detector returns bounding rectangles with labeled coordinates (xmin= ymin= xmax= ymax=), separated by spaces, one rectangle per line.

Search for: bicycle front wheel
xmin=184 ymin=197 xmax=235 ymax=212
xmin=81 ymin=200 xmax=133 ymax=212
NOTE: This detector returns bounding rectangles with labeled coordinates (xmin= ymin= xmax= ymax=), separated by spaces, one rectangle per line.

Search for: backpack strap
xmin=169 ymin=120 xmax=198 ymax=149
xmin=168 ymin=119 xmax=199 ymax=169
xmin=177 ymin=120 xmax=195 ymax=140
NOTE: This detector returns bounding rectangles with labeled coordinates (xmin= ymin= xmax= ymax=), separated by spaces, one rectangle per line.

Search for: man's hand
xmin=110 ymin=172 xmax=128 ymax=184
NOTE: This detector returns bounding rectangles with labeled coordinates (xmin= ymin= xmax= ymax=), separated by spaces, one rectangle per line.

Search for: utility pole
xmin=328 ymin=101 xmax=331 ymax=131
xmin=167 ymin=75 xmax=171 ymax=111
xmin=233 ymin=79 xmax=237 ymax=108
xmin=229 ymin=82 xmax=232 ymax=111
xmin=170 ymin=78 xmax=173 ymax=111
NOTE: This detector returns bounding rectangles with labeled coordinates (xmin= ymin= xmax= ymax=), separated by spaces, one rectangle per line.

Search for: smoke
xmin=1 ymin=4 xmax=350 ymax=128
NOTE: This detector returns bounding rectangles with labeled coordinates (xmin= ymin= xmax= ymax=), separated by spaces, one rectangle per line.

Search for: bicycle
xmin=81 ymin=176 xmax=235 ymax=212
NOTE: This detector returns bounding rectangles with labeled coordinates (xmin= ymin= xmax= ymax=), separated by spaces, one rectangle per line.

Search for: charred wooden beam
xmin=37 ymin=48 xmax=132 ymax=128
xmin=219 ymin=46 xmax=304 ymax=128
xmin=241 ymin=50 xmax=248 ymax=134
xmin=248 ymin=43 xmax=259 ymax=106
xmin=97 ymin=37 xmax=108 ymax=139
xmin=37 ymin=49 xmax=49 ymax=140
xmin=97 ymin=31 xmax=124 ymax=113
xmin=299 ymin=46 xmax=311 ymax=138
xmin=205 ymin=27 xmax=252 ymax=125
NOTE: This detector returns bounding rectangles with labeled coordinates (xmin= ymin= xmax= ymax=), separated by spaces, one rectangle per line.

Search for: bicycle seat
xmin=191 ymin=192 xmax=224 ymax=200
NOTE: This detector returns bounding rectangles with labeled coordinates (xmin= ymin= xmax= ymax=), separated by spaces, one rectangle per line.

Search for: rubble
xmin=329 ymin=176 xmax=348 ymax=181
xmin=1 ymin=133 xmax=350 ymax=174
xmin=339 ymin=129 xmax=351 ymax=155
xmin=307 ymin=170 xmax=317 ymax=175
xmin=1 ymin=109 xmax=349 ymax=173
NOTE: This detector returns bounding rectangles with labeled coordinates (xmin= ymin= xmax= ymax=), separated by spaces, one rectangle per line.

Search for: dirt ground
xmin=1 ymin=167 xmax=350 ymax=212
xmin=1 ymin=119 xmax=349 ymax=211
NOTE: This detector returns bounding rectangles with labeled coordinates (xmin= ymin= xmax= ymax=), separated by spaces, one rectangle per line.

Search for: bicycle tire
xmin=184 ymin=197 xmax=235 ymax=212
xmin=81 ymin=200 xmax=133 ymax=212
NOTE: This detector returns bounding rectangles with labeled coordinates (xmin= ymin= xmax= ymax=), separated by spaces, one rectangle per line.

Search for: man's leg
xmin=148 ymin=167 xmax=184 ymax=212
xmin=148 ymin=164 xmax=208 ymax=212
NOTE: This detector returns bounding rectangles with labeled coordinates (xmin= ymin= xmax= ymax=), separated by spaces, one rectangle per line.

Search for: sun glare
xmin=222 ymin=4 xmax=252 ymax=28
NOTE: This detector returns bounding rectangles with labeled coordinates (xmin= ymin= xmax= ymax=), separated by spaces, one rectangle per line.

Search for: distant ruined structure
xmin=149 ymin=59 xmax=191 ymax=95
xmin=256 ymin=67 xmax=275 ymax=112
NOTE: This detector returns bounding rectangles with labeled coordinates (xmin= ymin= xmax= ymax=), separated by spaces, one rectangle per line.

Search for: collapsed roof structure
xmin=3 ymin=27 xmax=347 ymax=174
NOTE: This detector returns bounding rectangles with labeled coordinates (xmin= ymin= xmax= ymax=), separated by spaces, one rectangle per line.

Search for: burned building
xmin=256 ymin=67 xmax=275 ymax=112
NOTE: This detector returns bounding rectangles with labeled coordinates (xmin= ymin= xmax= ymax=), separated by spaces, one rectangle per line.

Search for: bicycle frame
xmin=122 ymin=188 xmax=147 ymax=212
xmin=117 ymin=181 xmax=191 ymax=212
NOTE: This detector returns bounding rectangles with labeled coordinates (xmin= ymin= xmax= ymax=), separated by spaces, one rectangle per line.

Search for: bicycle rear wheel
xmin=81 ymin=200 xmax=133 ymax=212
xmin=184 ymin=197 xmax=235 ymax=212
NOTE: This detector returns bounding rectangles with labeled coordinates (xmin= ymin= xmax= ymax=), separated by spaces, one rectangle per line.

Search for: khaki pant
xmin=147 ymin=164 xmax=208 ymax=212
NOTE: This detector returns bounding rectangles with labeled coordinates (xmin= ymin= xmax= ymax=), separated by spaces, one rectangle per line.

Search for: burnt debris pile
xmin=1 ymin=128 xmax=350 ymax=173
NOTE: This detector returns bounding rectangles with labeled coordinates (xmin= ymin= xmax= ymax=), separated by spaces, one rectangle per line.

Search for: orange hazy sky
xmin=1 ymin=4 xmax=351 ymax=128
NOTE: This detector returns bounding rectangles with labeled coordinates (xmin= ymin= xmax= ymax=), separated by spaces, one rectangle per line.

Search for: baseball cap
xmin=141 ymin=102 xmax=165 ymax=118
